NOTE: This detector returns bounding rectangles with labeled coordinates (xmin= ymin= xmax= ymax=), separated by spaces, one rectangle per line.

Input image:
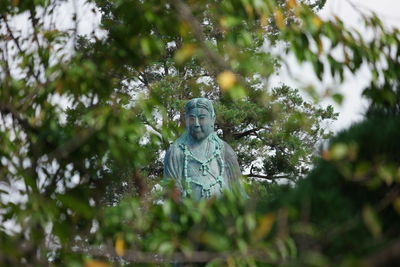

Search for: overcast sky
xmin=321 ymin=0 xmax=400 ymax=130
xmin=279 ymin=0 xmax=400 ymax=131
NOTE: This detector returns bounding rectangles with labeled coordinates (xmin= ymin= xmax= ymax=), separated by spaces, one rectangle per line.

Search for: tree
xmin=1 ymin=0 xmax=399 ymax=265
xmin=88 ymin=0 xmax=336 ymax=200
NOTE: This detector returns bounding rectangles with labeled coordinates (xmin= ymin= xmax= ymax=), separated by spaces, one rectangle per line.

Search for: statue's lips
xmin=191 ymin=129 xmax=204 ymax=138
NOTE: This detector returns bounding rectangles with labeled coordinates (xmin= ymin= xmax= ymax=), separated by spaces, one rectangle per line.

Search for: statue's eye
xmin=189 ymin=117 xmax=195 ymax=123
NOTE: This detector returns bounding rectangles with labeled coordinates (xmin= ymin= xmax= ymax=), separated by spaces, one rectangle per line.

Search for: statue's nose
xmin=194 ymin=117 xmax=200 ymax=127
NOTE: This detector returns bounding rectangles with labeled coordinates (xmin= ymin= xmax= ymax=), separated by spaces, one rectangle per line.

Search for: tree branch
xmin=244 ymin=164 xmax=292 ymax=181
xmin=0 ymin=42 xmax=12 ymax=78
xmin=1 ymin=14 xmax=41 ymax=83
xmin=77 ymin=246 xmax=278 ymax=264
xmin=233 ymin=127 xmax=267 ymax=139
xmin=244 ymin=173 xmax=292 ymax=181
xmin=0 ymin=102 xmax=38 ymax=134
xmin=138 ymin=71 xmax=149 ymax=86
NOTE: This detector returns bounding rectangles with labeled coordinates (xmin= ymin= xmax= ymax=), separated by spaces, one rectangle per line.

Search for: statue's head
xmin=185 ymin=98 xmax=215 ymax=142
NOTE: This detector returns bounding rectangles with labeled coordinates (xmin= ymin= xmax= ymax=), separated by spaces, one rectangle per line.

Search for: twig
xmin=0 ymin=102 xmax=38 ymax=134
xmin=244 ymin=173 xmax=292 ymax=181
xmin=78 ymin=246 xmax=279 ymax=264
xmin=233 ymin=127 xmax=268 ymax=139
xmin=1 ymin=14 xmax=41 ymax=83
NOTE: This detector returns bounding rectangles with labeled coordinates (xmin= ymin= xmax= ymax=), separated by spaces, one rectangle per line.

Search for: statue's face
xmin=186 ymin=107 xmax=214 ymax=141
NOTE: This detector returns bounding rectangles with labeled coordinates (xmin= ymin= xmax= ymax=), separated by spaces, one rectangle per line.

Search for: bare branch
xmin=132 ymin=169 xmax=148 ymax=199
xmin=233 ymin=127 xmax=267 ymax=139
xmin=1 ymin=14 xmax=41 ymax=83
xmin=78 ymin=246 xmax=278 ymax=264
xmin=0 ymin=42 xmax=12 ymax=78
xmin=0 ymin=102 xmax=38 ymax=134
xmin=138 ymin=71 xmax=149 ymax=86
xmin=244 ymin=173 xmax=292 ymax=181
xmin=163 ymin=59 xmax=169 ymax=76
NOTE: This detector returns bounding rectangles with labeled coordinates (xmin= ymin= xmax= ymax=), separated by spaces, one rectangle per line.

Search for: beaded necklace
xmin=179 ymin=134 xmax=225 ymax=198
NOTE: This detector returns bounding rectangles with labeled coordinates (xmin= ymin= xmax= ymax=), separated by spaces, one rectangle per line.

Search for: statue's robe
xmin=164 ymin=131 xmax=243 ymax=200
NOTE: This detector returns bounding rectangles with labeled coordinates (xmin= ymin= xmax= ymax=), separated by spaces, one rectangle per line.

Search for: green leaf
xmin=332 ymin=93 xmax=344 ymax=105
xmin=362 ymin=205 xmax=381 ymax=238
xmin=56 ymin=194 xmax=93 ymax=219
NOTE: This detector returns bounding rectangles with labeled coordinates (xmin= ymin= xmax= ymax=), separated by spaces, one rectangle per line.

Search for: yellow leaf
xmin=287 ymin=0 xmax=298 ymax=9
xmin=227 ymin=256 xmax=236 ymax=267
xmin=274 ymin=10 xmax=285 ymax=29
xmin=312 ymin=16 xmax=323 ymax=29
xmin=85 ymin=260 xmax=109 ymax=267
xmin=316 ymin=38 xmax=323 ymax=55
xmin=220 ymin=17 xmax=228 ymax=29
xmin=362 ymin=205 xmax=381 ymax=238
xmin=217 ymin=71 xmax=237 ymax=91
xmin=174 ymin=44 xmax=197 ymax=64
xmin=115 ymin=235 xmax=126 ymax=256
xmin=260 ymin=15 xmax=268 ymax=27
xmin=254 ymin=213 xmax=275 ymax=240
xmin=244 ymin=4 xmax=254 ymax=16
xmin=179 ymin=22 xmax=191 ymax=36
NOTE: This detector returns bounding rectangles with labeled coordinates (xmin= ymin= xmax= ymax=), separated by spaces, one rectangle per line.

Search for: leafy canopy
xmin=1 ymin=0 xmax=399 ymax=266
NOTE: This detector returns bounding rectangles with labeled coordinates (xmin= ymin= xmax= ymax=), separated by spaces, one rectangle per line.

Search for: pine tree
xmin=79 ymin=0 xmax=336 ymax=204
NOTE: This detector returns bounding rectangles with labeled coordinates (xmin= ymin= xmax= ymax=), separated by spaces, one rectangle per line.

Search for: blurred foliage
xmin=0 ymin=0 xmax=400 ymax=266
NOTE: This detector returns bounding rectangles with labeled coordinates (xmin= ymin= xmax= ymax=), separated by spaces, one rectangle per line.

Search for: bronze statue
xmin=164 ymin=98 xmax=244 ymax=200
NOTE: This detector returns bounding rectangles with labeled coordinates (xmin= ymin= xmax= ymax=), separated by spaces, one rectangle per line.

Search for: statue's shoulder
xmin=209 ymin=134 xmax=236 ymax=159
xmin=220 ymin=140 xmax=242 ymax=183
xmin=223 ymin=142 xmax=239 ymax=167
xmin=165 ymin=134 xmax=187 ymax=160
xmin=166 ymin=141 xmax=184 ymax=156
xmin=221 ymin=140 xmax=237 ymax=158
